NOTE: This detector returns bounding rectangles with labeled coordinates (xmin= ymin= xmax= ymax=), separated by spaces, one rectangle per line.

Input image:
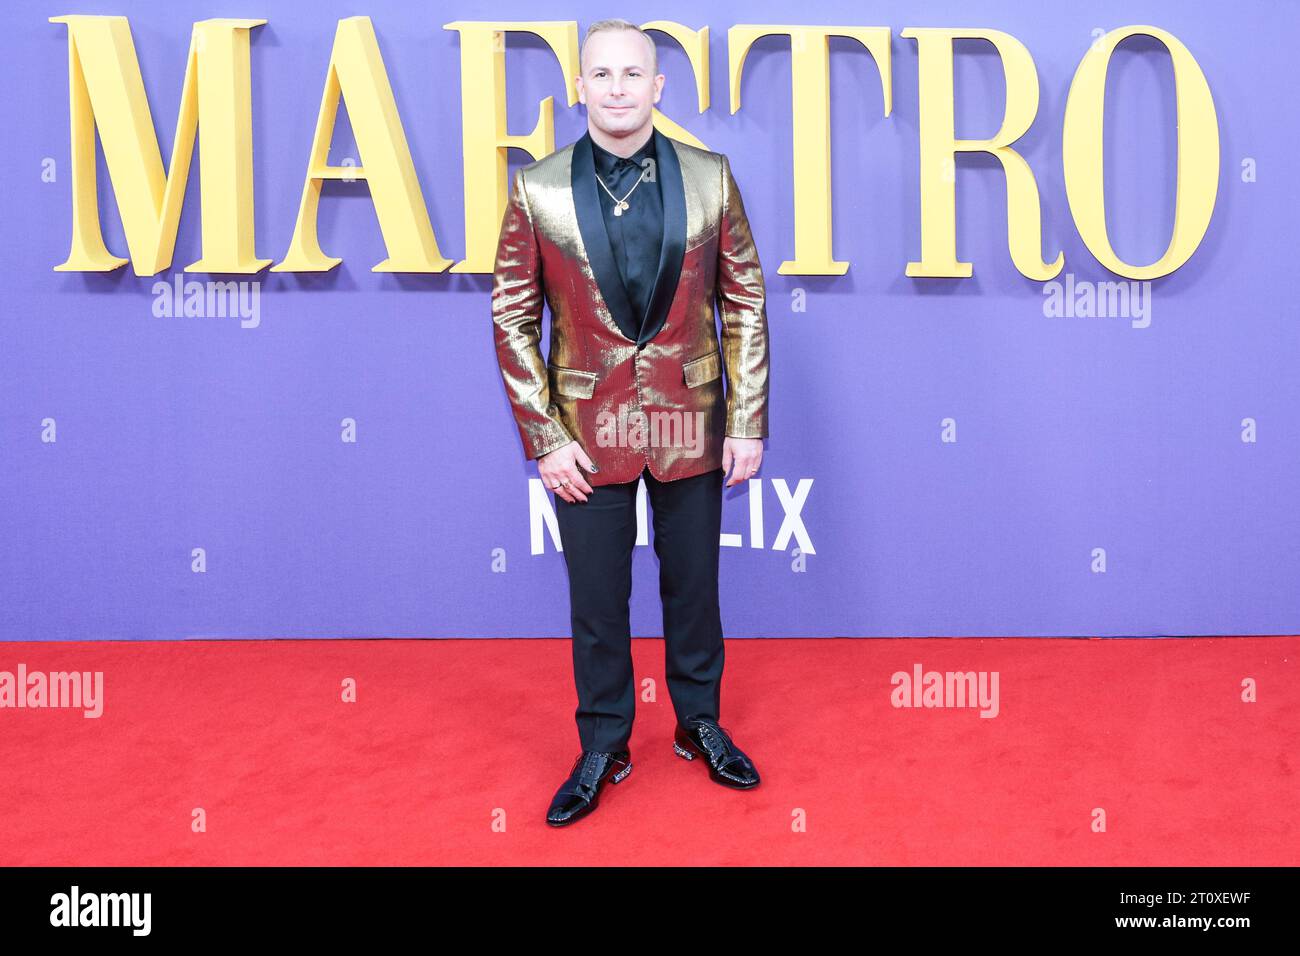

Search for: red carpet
xmin=1 ymin=637 xmax=1295 ymax=866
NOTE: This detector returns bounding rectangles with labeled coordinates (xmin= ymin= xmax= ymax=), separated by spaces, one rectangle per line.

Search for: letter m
xmin=49 ymin=15 xmax=268 ymax=275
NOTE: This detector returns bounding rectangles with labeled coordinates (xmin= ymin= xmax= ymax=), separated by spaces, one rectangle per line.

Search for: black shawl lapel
xmin=637 ymin=127 xmax=686 ymax=348
xmin=571 ymin=128 xmax=687 ymax=348
xmin=572 ymin=130 xmax=639 ymax=343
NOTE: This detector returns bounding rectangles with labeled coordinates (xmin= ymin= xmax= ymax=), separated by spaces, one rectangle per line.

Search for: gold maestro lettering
xmin=48 ymin=16 xmax=1219 ymax=280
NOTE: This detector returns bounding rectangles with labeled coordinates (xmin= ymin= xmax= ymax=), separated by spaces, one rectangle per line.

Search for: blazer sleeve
xmin=491 ymin=167 xmax=575 ymax=461
xmin=715 ymin=153 xmax=770 ymax=440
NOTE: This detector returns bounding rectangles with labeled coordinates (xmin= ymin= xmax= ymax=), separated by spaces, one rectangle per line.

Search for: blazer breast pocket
xmin=682 ymin=350 xmax=722 ymax=388
xmin=548 ymin=364 xmax=598 ymax=400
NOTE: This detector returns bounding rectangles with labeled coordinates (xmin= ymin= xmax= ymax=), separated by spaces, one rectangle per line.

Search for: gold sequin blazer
xmin=491 ymin=127 xmax=769 ymax=486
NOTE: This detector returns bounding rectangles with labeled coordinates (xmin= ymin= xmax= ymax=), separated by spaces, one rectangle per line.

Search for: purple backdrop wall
xmin=2 ymin=0 xmax=1297 ymax=640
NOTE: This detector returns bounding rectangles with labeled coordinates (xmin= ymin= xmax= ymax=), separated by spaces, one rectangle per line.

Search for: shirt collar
xmin=590 ymin=130 xmax=656 ymax=177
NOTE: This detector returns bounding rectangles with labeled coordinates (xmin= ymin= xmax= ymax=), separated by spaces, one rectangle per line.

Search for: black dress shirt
xmin=590 ymin=133 xmax=663 ymax=335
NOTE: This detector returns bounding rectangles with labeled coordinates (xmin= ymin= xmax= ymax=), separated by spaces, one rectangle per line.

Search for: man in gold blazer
xmin=491 ymin=19 xmax=769 ymax=827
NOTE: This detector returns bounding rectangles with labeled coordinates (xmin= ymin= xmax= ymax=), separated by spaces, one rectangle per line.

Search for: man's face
xmin=576 ymin=30 xmax=663 ymax=138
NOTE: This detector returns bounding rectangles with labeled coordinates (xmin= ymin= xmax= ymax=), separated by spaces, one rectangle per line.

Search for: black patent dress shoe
xmin=545 ymin=749 xmax=633 ymax=827
xmin=673 ymin=719 xmax=760 ymax=789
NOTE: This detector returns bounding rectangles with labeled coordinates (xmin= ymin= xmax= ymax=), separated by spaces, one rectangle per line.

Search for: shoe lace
xmin=693 ymin=721 xmax=748 ymax=771
xmin=570 ymin=750 xmax=626 ymax=790
xmin=694 ymin=720 xmax=735 ymax=753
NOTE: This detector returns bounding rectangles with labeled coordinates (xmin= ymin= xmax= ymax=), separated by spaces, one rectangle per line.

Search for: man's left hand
xmin=722 ymin=436 xmax=764 ymax=488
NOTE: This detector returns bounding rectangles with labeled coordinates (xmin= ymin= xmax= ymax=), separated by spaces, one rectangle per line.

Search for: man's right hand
xmin=539 ymin=441 xmax=598 ymax=503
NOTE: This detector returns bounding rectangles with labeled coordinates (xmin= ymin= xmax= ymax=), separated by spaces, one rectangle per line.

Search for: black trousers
xmin=553 ymin=465 xmax=725 ymax=752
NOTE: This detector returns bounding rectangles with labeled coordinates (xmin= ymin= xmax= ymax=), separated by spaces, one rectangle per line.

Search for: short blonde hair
xmin=581 ymin=18 xmax=657 ymax=74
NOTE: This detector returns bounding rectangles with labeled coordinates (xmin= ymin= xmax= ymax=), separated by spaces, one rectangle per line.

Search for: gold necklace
xmin=596 ymin=162 xmax=649 ymax=217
